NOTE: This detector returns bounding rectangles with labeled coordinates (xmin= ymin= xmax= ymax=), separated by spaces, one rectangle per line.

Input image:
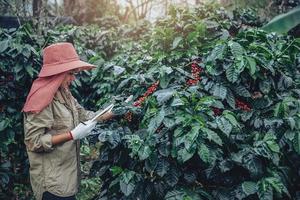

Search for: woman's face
xmin=61 ymin=69 xmax=80 ymax=89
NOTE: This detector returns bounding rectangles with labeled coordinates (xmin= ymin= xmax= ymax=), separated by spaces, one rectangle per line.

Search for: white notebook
xmin=90 ymin=103 xmax=114 ymax=122
xmin=90 ymin=95 xmax=132 ymax=122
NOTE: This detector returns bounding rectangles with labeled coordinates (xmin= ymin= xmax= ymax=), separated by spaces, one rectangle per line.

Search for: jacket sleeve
xmin=73 ymin=97 xmax=95 ymax=122
xmin=23 ymin=104 xmax=55 ymax=153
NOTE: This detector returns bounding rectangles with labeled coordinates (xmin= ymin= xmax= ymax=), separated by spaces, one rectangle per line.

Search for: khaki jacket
xmin=23 ymin=88 xmax=95 ymax=200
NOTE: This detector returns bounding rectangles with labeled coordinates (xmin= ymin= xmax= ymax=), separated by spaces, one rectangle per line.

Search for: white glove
xmin=70 ymin=120 xmax=97 ymax=140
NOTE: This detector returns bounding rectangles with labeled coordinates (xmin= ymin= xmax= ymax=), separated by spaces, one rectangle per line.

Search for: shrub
xmin=90 ymin=7 xmax=300 ymax=200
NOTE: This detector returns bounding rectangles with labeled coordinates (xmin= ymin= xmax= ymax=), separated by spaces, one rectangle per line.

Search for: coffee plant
xmin=0 ymin=24 xmax=42 ymax=199
xmin=88 ymin=6 xmax=300 ymax=200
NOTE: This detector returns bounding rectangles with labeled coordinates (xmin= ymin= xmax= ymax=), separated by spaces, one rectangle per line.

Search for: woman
xmin=22 ymin=42 xmax=113 ymax=200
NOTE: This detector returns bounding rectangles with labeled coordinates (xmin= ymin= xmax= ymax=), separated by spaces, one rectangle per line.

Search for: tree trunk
xmin=64 ymin=0 xmax=75 ymax=16
xmin=165 ymin=0 xmax=169 ymax=15
xmin=32 ymin=0 xmax=43 ymax=17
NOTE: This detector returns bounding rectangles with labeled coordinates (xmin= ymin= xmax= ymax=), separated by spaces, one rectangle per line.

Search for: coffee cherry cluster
xmin=133 ymin=81 xmax=159 ymax=107
xmin=126 ymin=81 xmax=160 ymax=122
xmin=235 ymin=99 xmax=251 ymax=111
xmin=187 ymin=63 xmax=203 ymax=86
xmin=155 ymin=124 xmax=164 ymax=133
xmin=212 ymin=107 xmax=222 ymax=116
xmin=7 ymin=75 xmax=14 ymax=81
xmin=124 ymin=112 xmax=133 ymax=122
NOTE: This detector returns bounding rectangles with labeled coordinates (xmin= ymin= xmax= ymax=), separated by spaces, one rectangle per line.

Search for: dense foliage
xmin=88 ymin=6 xmax=300 ymax=200
xmin=0 ymin=25 xmax=42 ymax=199
xmin=1 ymin=3 xmax=300 ymax=200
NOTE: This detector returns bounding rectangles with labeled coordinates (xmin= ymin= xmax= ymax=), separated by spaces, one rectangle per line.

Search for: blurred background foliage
xmin=0 ymin=0 xmax=300 ymax=199
xmin=0 ymin=0 xmax=299 ymax=24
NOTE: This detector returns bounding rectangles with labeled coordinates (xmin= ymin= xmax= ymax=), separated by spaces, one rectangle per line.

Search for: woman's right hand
xmin=96 ymin=111 xmax=114 ymax=122
xmin=70 ymin=120 xmax=97 ymax=140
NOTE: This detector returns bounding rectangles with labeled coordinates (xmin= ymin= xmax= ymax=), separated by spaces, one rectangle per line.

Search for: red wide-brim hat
xmin=38 ymin=42 xmax=95 ymax=77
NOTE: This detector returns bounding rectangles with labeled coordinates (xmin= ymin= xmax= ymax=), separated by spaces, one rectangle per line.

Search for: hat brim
xmin=38 ymin=60 xmax=96 ymax=77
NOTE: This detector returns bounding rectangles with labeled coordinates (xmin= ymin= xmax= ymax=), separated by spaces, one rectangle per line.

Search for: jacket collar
xmin=53 ymin=88 xmax=67 ymax=105
xmin=53 ymin=88 xmax=76 ymax=112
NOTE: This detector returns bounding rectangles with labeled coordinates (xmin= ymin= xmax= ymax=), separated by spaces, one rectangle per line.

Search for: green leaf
xmin=226 ymin=89 xmax=236 ymax=109
xmin=293 ymin=132 xmax=300 ymax=154
xmin=245 ymin=56 xmax=257 ymax=76
xmin=198 ymin=143 xmax=210 ymax=163
xmin=177 ymin=147 xmax=195 ymax=163
xmin=202 ymin=127 xmax=223 ymax=146
xmin=0 ymin=173 xmax=9 ymax=186
xmin=117 ymin=77 xmax=135 ymax=91
xmin=110 ymin=166 xmax=123 ymax=176
xmin=242 ymin=181 xmax=258 ymax=196
xmin=0 ymin=40 xmax=9 ymax=53
xmin=267 ymin=141 xmax=280 ymax=153
xmin=184 ymin=124 xmax=200 ymax=150
xmin=147 ymin=108 xmax=165 ymax=134
xmin=238 ymin=149 xmax=263 ymax=177
xmin=0 ymin=119 xmax=9 ymax=131
xmin=156 ymin=158 xmax=169 ymax=177
xmin=258 ymin=186 xmax=273 ymax=200
xmin=274 ymin=103 xmax=280 ymax=117
xmin=165 ymin=188 xmax=202 ymax=200
xmin=25 ymin=65 xmax=35 ymax=78
xmin=22 ymin=45 xmax=32 ymax=58
xmin=138 ymin=145 xmax=151 ymax=160
xmin=30 ymin=46 xmax=39 ymax=56
xmin=165 ymin=189 xmax=184 ymax=200
xmin=165 ymin=167 xmax=180 ymax=187
xmin=187 ymin=31 xmax=197 ymax=43
xmin=160 ymin=67 xmax=172 ymax=89
xmin=211 ymin=100 xmax=224 ymax=109
xmin=212 ymin=84 xmax=227 ymax=100
xmin=158 ymin=140 xmax=170 ymax=157
xmin=120 ymin=180 xmax=135 ymax=196
xmin=153 ymin=88 xmax=175 ymax=105
xmin=174 ymin=127 xmax=184 ymax=137
xmin=228 ymin=41 xmax=245 ymax=57
xmin=274 ymin=102 xmax=287 ymax=117
xmin=207 ymin=43 xmax=226 ymax=61
xmin=172 ymin=36 xmax=183 ymax=49
xmin=120 ymin=171 xmax=135 ymax=196
xmin=259 ymin=80 xmax=271 ymax=94
xmin=223 ymin=111 xmax=239 ymax=127
xmin=240 ymin=111 xmax=253 ymax=122
xmin=123 ymin=135 xmax=143 ymax=155
xmin=264 ymin=133 xmax=280 ymax=153
xmin=198 ymin=96 xmax=216 ymax=107
xmin=98 ymin=130 xmax=121 ymax=149
xmin=287 ymin=117 xmax=296 ymax=130
xmin=171 ymin=97 xmax=184 ymax=107
xmin=284 ymin=130 xmax=295 ymax=141
xmin=145 ymin=152 xmax=158 ymax=172
xmin=254 ymin=118 xmax=263 ymax=128
xmin=226 ymin=65 xmax=239 ymax=83
xmin=263 ymin=7 xmax=300 ymax=34
xmin=235 ymin=58 xmax=246 ymax=73
xmin=265 ymin=176 xmax=288 ymax=195
xmin=216 ymin=117 xmax=232 ymax=136
xmin=234 ymin=85 xmax=251 ymax=97
xmin=282 ymin=74 xmax=293 ymax=89
xmin=163 ymin=117 xmax=176 ymax=128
